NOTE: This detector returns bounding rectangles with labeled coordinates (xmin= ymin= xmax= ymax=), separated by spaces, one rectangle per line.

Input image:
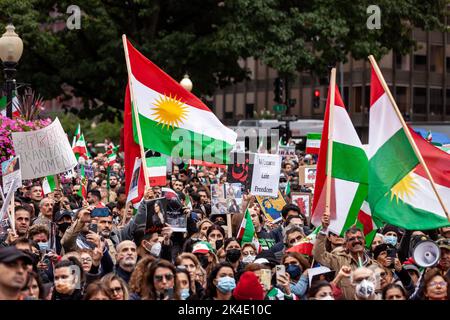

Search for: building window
xmin=352 ymin=87 xmax=362 ymax=113
xmin=446 ymin=57 xmax=450 ymax=73
xmin=413 ymin=87 xmax=427 ymax=114
xmin=396 ymin=87 xmax=408 ymax=114
xmin=245 ymin=103 xmax=254 ymax=118
xmin=430 ymin=89 xmax=443 ymax=115
xmin=446 ymin=89 xmax=450 ymax=115
xmin=343 ymin=87 xmax=349 ymax=110
xmin=430 ymin=45 xmax=444 ymax=73
xmin=414 ymin=55 xmax=427 ymax=71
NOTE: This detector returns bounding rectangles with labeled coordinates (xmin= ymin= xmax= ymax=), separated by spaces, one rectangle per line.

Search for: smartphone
xmin=276 ymin=265 xmax=286 ymax=278
xmin=91 ymin=207 xmax=110 ymax=217
xmin=89 ymin=223 xmax=98 ymax=233
xmin=260 ymin=269 xmax=272 ymax=291
xmin=387 ymin=247 xmax=397 ymax=259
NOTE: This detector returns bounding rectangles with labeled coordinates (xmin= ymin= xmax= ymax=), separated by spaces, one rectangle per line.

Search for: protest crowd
xmin=0 ymin=141 xmax=449 ymax=301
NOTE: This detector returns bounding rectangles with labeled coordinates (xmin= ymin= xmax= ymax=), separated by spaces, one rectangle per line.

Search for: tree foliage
xmin=0 ymin=0 xmax=446 ymax=118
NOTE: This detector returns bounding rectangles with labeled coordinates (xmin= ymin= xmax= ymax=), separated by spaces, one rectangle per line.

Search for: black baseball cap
xmin=0 ymin=246 xmax=33 ymax=265
xmin=54 ymin=210 xmax=73 ymax=222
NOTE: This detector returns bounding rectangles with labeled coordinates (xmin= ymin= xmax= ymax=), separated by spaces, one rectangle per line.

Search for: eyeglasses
xmin=429 ymin=281 xmax=447 ymax=287
xmin=289 ymin=235 xmax=303 ymax=245
xmin=111 ymin=287 xmax=123 ymax=293
xmin=154 ymin=273 xmax=174 ymax=282
xmin=379 ymin=272 xmax=387 ymax=278
xmin=81 ymin=257 xmax=92 ymax=263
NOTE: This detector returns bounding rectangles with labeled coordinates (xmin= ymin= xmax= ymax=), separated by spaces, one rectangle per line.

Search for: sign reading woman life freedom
xmin=11 ymin=118 xmax=78 ymax=180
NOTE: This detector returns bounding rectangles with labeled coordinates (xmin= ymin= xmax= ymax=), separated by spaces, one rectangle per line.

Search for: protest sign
xmin=145 ymin=197 xmax=168 ymax=234
xmin=211 ymin=183 xmax=227 ymax=215
xmin=256 ymin=191 xmax=286 ymax=223
xmin=291 ymin=192 xmax=311 ymax=219
xmin=278 ymin=145 xmax=296 ymax=157
xmin=227 ymin=152 xmax=255 ymax=190
xmin=11 ymin=118 xmax=77 ymax=180
xmin=165 ymin=198 xmax=187 ymax=232
xmin=0 ymin=178 xmax=18 ymax=236
xmin=1 ymin=156 xmax=22 ymax=194
xmin=225 ymin=183 xmax=243 ymax=214
xmin=211 ymin=183 xmax=243 ymax=215
xmin=250 ymin=153 xmax=281 ymax=197
xmin=299 ymin=165 xmax=317 ymax=185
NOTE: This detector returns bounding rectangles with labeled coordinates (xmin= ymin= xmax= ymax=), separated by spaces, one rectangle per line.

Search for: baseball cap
xmin=192 ymin=241 xmax=215 ymax=254
xmin=403 ymin=264 xmax=420 ymax=275
xmin=54 ymin=210 xmax=73 ymax=222
xmin=0 ymin=246 xmax=33 ymax=265
xmin=436 ymin=238 xmax=450 ymax=250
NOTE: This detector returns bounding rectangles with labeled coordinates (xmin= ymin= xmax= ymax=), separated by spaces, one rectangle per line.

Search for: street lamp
xmin=0 ymin=23 xmax=23 ymax=118
xmin=180 ymin=74 xmax=193 ymax=92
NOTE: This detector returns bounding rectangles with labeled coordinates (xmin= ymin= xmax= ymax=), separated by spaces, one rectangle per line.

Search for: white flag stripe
xmin=368 ymin=94 xmax=403 ymax=159
xmin=328 ymin=178 xmax=359 ymax=235
xmin=147 ymin=165 xmax=166 ymax=177
xmin=333 ymin=107 xmax=363 ymax=147
xmin=131 ymin=74 xmax=237 ymax=145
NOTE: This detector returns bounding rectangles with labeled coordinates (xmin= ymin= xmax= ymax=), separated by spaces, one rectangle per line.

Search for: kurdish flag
xmin=124 ymin=38 xmax=237 ymax=164
xmin=42 ymin=175 xmax=57 ymax=195
xmin=368 ymin=62 xmax=450 ymax=230
xmin=311 ymin=83 xmax=368 ymax=237
xmin=237 ymin=208 xmax=261 ymax=253
xmin=146 ymin=157 xmax=167 ymax=186
xmin=306 ymin=133 xmax=321 ymax=155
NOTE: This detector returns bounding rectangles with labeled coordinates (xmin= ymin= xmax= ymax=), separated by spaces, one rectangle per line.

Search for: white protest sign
xmin=1 ymin=156 xmax=22 ymax=194
xmin=126 ymin=157 xmax=142 ymax=205
xmin=11 ymin=117 xmax=78 ymax=180
xmin=250 ymin=153 xmax=281 ymax=197
xmin=0 ymin=178 xmax=18 ymax=226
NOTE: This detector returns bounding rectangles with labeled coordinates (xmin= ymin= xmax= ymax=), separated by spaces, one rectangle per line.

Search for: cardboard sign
xmin=250 ymin=153 xmax=281 ymax=197
xmin=11 ymin=118 xmax=77 ymax=179
xmin=256 ymin=191 xmax=286 ymax=223
xmin=299 ymin=165 xmax=317 ymax=185
xmin=227 ymin=152 xmax=255 ymax=190
xmin=1 ymin=156 xmax=22 ymax=194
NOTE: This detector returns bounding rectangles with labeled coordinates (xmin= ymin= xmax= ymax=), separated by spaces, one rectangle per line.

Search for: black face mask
xmin=226 ymin=249 xmax=241 ymax=263
xmin=215 ymin=240 xmax=224 ymax=250
xmin=197 ymin=255 xmax=209 ymax=269
xmin=57 ymin=222 xmax=71 ymax=233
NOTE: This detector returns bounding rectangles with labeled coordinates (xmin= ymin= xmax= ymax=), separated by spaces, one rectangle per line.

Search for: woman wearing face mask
xmin=175 ymin=253 xmax=204 ymax=298
xmin=207 ymin=224 xmax=225 ymax=250
xmin=307 ymin=281 xmax=335 ymax=300
xmin=176 ymin=267 xmax=194 ymax=300
xmin=192 ymin=241 xmax=218 ymax=275
xmin=282 ymin=252 xmax=310 ymax=299
xmin=202 ymin=262 xmax=236 ymax=300
xmin=51 ymin=257 xmax=84 ymax=300
xmin=223 ymin=238 xmax=244 ymax=279
xmin=241 ymin=243 xmax=257 ymax=265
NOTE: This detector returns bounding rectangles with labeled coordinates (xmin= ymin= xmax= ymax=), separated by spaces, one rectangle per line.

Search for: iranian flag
xmin=368 ymin=61 xmax=450 ymax=230
xmin=73 ymin=133 xmax=89 ymax=160
xmin=106 ymin=145 xmax=119 ymax=167
xmin=72 ymin=124 xmax=81 ymax=148
xmin=237 ymin=208 xmax=261 ymax=253
xmin=78 ymin=164 xmax=87 ymax=200
xmin=306 ymin=133 xmax=321 ymax=154
xmin=286 ymin=226 xmax=321 ymax=256
xmin=311 ymin=82 xmax=369 ymax=236
xmin=123 ymin=38 xmax=237 ymax=164
xmin=0 ymin=92 xmax=20 ymax=118
xmin=42 ymin=175 xmax=57 ymax=195
xmin=146 ymin=157 xmax=167 ymax=186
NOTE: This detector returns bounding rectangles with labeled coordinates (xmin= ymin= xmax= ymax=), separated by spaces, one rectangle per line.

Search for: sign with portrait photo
xmin=145 ymin=197 xmax=168 ymax=234
xmin=291 ymin=192 xmax=311 ymax=219
xmin=1 ymin=156 xmax=22 ymax=194
xmin=299 ymin=165 xmax=317 ymax=185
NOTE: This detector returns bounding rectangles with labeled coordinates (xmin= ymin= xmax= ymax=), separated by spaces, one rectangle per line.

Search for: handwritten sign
xmin=250 ymin=153 xmax=281 ymax=197
xmin=11 ymin=118 xmax=77 ymax=180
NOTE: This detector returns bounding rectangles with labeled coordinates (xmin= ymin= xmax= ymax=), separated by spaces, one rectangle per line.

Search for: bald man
xmin=114 ymin=240 xmax=137 ymax=283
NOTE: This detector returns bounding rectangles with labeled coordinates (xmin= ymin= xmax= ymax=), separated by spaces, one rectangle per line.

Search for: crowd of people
xmin=0 ymin=144 xmax=449 ymax=301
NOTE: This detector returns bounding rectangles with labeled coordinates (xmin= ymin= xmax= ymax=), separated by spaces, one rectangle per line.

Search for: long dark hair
xmin=205 ymin=262 xmax=234 ymax=299
xmin=381 ymin=283 xmax=407 ymax=300
xmin=206 ymin=224 xmax=225 ymax=239
xmin=142 ymin=259 xmax=180 ymax=300
xmin=307 ymin=280 xmax=332 ymax=299
xmin=21 ymin=271 xmax=45 ymax=300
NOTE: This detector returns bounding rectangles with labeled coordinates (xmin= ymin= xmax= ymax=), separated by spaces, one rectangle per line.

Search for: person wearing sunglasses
xmin=141 ymin=259 xmax=179 ymax=300
xmin=312 ymin=212 xmax=380 ymax=300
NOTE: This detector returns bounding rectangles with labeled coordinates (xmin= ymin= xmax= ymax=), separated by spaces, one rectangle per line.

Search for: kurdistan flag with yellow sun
xmin=125 ymin=39 xmax=237 ymax=164
xmin=368 ymin=66 xmax=450 ymax=230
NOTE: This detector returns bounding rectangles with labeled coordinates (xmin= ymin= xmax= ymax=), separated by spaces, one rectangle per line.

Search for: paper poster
xmin=227 ymin=152 xmax=255 ymax=190
xmin=256 ymin=191 xmax=286 ymax=223
xmin=1 ymin=156 xmax=22 ymax=194
xmin=0 ymin=178 xmax=18 ymax=236
xmin=211 ymin=183 xmax=243 ymax=215
xmin=11 ymin=117 xmax=77 ymax=179
xmin=145 ymin=197 xmax=168 ymax=234
xmin=165 ymin=199 xmax=187 ymax=233
xmin=299 ymin=165 xmax=317 ymax=185
xmin=291 ymin=192 xmax=311 ymax=218
xmin=250 ymin=153 xmax=281 ymax=197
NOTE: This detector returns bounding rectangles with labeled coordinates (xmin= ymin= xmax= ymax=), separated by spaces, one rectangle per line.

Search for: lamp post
xmin=0 ymin=23 xmax=23 ymax=118
xmin=180 ymin=74 xmax=193 ymax=92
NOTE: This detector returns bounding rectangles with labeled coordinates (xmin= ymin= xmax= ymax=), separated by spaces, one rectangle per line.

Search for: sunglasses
xmin=154 ymin=273 xmax=174 ymax=282
xmin=289 ymin=235 xmax=303 ymax=245
xmin=111 ymin=287 xmax=123 ymax=293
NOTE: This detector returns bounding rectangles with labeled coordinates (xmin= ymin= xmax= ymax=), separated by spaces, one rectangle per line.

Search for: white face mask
xmin=149 ymin=242 xmax=162 ymax=257
xmin=242 ymin=255 xmax=256 ymax=264
xmin=355 ymin=280 xmax=375 ymax=299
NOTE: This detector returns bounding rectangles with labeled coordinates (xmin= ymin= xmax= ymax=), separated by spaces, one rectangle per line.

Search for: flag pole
xmin=122 ymin=34 xmax=150 ymax=188
xmin=368 ymin=55 xmax=450 ymax=221
xmin=325 ymin=68 xmax=337 ymax=216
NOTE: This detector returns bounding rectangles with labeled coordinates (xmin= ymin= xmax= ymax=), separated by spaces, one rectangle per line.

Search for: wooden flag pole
xmin=226 ymin=213 xmax=232 ymax=238
xmin=122 ymin=34 xmax=150 ymax=188
xmin=324 ymin=68 xmax=337 ymax=217
xmin=368 ymin=55 xmax=450 ymax=221
xmin=9 ymin=191 xmax=16 ymax=235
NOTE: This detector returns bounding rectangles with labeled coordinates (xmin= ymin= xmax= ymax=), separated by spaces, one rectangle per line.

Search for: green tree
xmin=0 ymin=0 xmax=446 ymax=118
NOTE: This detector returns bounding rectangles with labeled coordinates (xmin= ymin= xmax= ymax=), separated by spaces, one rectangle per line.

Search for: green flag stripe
xmin=146 ymin=157 xmax=166 ymax=167
xmin=374 ymin=195 xmax=450 ymax=230
xmin=332 ymin=142 xmax=368 ymax=184
xmin=307 ymin=133 xmax=322 ymax=139
xmin=339 ymin=183 xmax=369 ymax=236
xmin=368 ymin=129 xmax=418 ymax=207
xmin=133 ymin=112 xmax=232 ymax=164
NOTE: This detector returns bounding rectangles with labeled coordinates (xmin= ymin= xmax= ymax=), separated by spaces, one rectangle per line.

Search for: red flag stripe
xmin=370 ymin=66 xmax=384 ymax=107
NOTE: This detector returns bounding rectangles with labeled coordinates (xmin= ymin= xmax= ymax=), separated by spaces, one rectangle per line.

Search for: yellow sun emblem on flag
xmin=151 ymin=94 xmax=188 ymax=129
xmin=388 ymin=172 xmax=418 ymax=203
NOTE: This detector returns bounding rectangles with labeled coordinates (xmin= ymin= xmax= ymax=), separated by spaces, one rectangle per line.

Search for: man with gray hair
xmin=32 ymin=198 xmax=55 ymax=227
xmin=114 ymin=240 xmax=138 ymax=284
